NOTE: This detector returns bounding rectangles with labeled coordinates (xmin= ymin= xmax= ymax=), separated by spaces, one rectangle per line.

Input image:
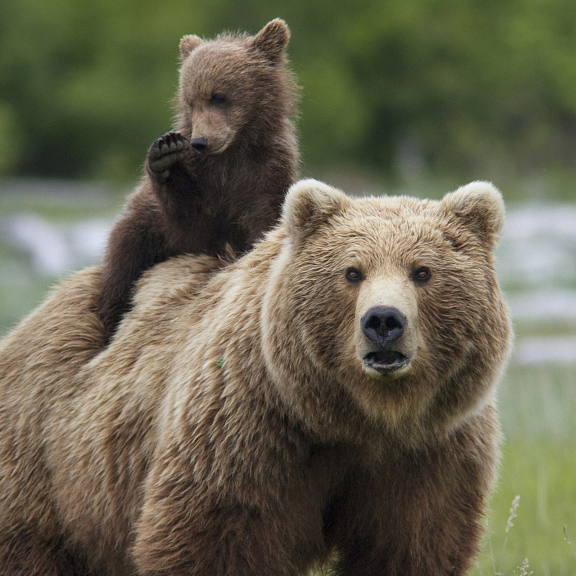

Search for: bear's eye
xmin=413 ymin=267 xmax=431 ymax=283
xmin=345 ymin=267 xmax=363 ymax=283
xmin=210 ymin=92 xmax=227 ymax=105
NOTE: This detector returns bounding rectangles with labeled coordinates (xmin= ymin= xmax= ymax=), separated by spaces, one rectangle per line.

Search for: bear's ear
xmin=441 ymin=181 xmax=505 ymax=250
xmin=282 ymin=179 xmax=349 ymax=241
xmin=252 ymin=19 xmax=290 ymax=63
xmin=180 ymin=35 xmax=203 ymax=59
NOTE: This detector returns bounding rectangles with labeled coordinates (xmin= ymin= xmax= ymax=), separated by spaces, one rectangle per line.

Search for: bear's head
xmin=175 ymin=19 xmax=295 ymax=155
xmin=262 ymin=180 xmax=512 ymax=442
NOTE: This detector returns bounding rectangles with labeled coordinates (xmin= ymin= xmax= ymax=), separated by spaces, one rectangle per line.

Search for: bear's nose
xmin=191 ymin=137 xmax=208 ymax=152
xmin=361 ymin=306 xmax=406 ymax=346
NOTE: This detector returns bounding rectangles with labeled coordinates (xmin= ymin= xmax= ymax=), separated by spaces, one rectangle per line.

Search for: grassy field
xmin=1 ymin=179 xmax=575 ymax=574
xmin=476 ymin=364 xmax=576 ymax=576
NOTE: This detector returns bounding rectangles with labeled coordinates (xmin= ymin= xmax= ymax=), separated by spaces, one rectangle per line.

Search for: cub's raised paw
xmin=147 ymin=132 xmax=190 ymax=178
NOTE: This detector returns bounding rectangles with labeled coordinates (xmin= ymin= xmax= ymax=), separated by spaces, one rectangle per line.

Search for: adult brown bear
xmin=0 ymin=180 xmax=512 ymax=575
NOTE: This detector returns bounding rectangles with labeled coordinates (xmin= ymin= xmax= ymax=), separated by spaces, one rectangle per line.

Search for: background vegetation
xmin=1 ymin=0 xmax=576 ymax=574
xmin=2 ymin=0 xmax=576 ymax=194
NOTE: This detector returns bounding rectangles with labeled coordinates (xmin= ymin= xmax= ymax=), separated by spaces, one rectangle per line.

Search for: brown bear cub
xmin=0 ymin=180 xmax=512 ymax=575
xmin=99 ymin=18 xmax=298 ymax=340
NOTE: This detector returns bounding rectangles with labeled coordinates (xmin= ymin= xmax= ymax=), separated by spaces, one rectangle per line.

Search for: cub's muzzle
xmin=190 ymin=137 xmax=208 ymax=152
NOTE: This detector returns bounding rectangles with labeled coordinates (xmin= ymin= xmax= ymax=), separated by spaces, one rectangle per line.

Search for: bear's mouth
xmin=363 ymin=350 xmax=409 ymax=375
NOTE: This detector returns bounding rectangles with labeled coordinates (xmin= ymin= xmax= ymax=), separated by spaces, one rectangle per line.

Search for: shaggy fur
xmin=0 ymin=180 xmax=512 ymax=575
xmin=99 ymin=18 xmax=299 ymax=341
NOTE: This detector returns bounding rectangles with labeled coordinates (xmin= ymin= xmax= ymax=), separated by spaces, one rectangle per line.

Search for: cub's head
xmin=262 ymin=180 xmax=512 ymax=439
xmin=176 ymin=19 xmax=295 ymax=154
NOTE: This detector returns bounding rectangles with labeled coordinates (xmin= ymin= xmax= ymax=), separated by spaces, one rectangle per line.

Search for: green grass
xmin=1 ymin=179 xmax=575 ymax=574
xmin=476 ymin=364 xmax=576 ymax=576
xmin=478 ymin=441 xmax=576 ymax=575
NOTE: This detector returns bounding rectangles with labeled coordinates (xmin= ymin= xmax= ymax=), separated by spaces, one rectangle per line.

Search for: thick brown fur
xmin=99 ymin=18 xmax=299 ymax=341
xmin=0 ymin=180 xmax=512 ymax=575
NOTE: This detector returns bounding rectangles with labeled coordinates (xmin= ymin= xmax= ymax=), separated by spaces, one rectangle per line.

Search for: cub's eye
xmin=413 ymin=267 xmax=431 ymax=283
xmin=210 ymin=92 xmax=227 ymax=105
xmin=345 ymin=267 xmax=363 ymax=283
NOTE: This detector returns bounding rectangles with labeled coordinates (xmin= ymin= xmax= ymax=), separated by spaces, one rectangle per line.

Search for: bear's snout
xmin=359 ymin=306 xmax=412 ymax=377
xmin=190 ymin=137 xmax=208 ymax=152
xmin=361 ymin=306 xmax=406 ymax=347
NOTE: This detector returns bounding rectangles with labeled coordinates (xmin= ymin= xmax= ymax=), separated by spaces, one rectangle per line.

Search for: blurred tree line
xmin=1 ymin=0 xmax=576 ymax=187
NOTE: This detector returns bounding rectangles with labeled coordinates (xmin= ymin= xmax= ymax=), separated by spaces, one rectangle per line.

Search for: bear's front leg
xmin=0 ymin=530 xmax=91 ymax=576
xmin=132 ymin=445 xmax=330 ymax=576
xmin=133 ymin=487 xmax=302 ymax=576
xmin=331 ymin=424 xmax=496 ymax=576
xmin=335 ymin=507 xmax=483 ymax=576
xmin=146 ymin=132 xmax=201 ymax=224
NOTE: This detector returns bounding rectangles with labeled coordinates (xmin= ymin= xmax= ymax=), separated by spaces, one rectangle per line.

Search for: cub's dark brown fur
xmin=99 ymin=19 xmax=298 ymax=340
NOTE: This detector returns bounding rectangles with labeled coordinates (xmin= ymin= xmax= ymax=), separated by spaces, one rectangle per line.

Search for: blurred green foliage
xmin=1 ymin=0 xmax=576 ymax=186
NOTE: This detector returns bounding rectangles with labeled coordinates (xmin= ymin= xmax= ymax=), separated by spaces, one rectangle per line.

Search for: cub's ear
xmin=442 ymin=181 xmax=505 ymax=249
xmin=282 ymin=179 xmax=349 ymax=241
xmin=180 ymin=35 xmax=203 ymax=59
xmin=252 ymin=19 xmax=290 ymax=63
